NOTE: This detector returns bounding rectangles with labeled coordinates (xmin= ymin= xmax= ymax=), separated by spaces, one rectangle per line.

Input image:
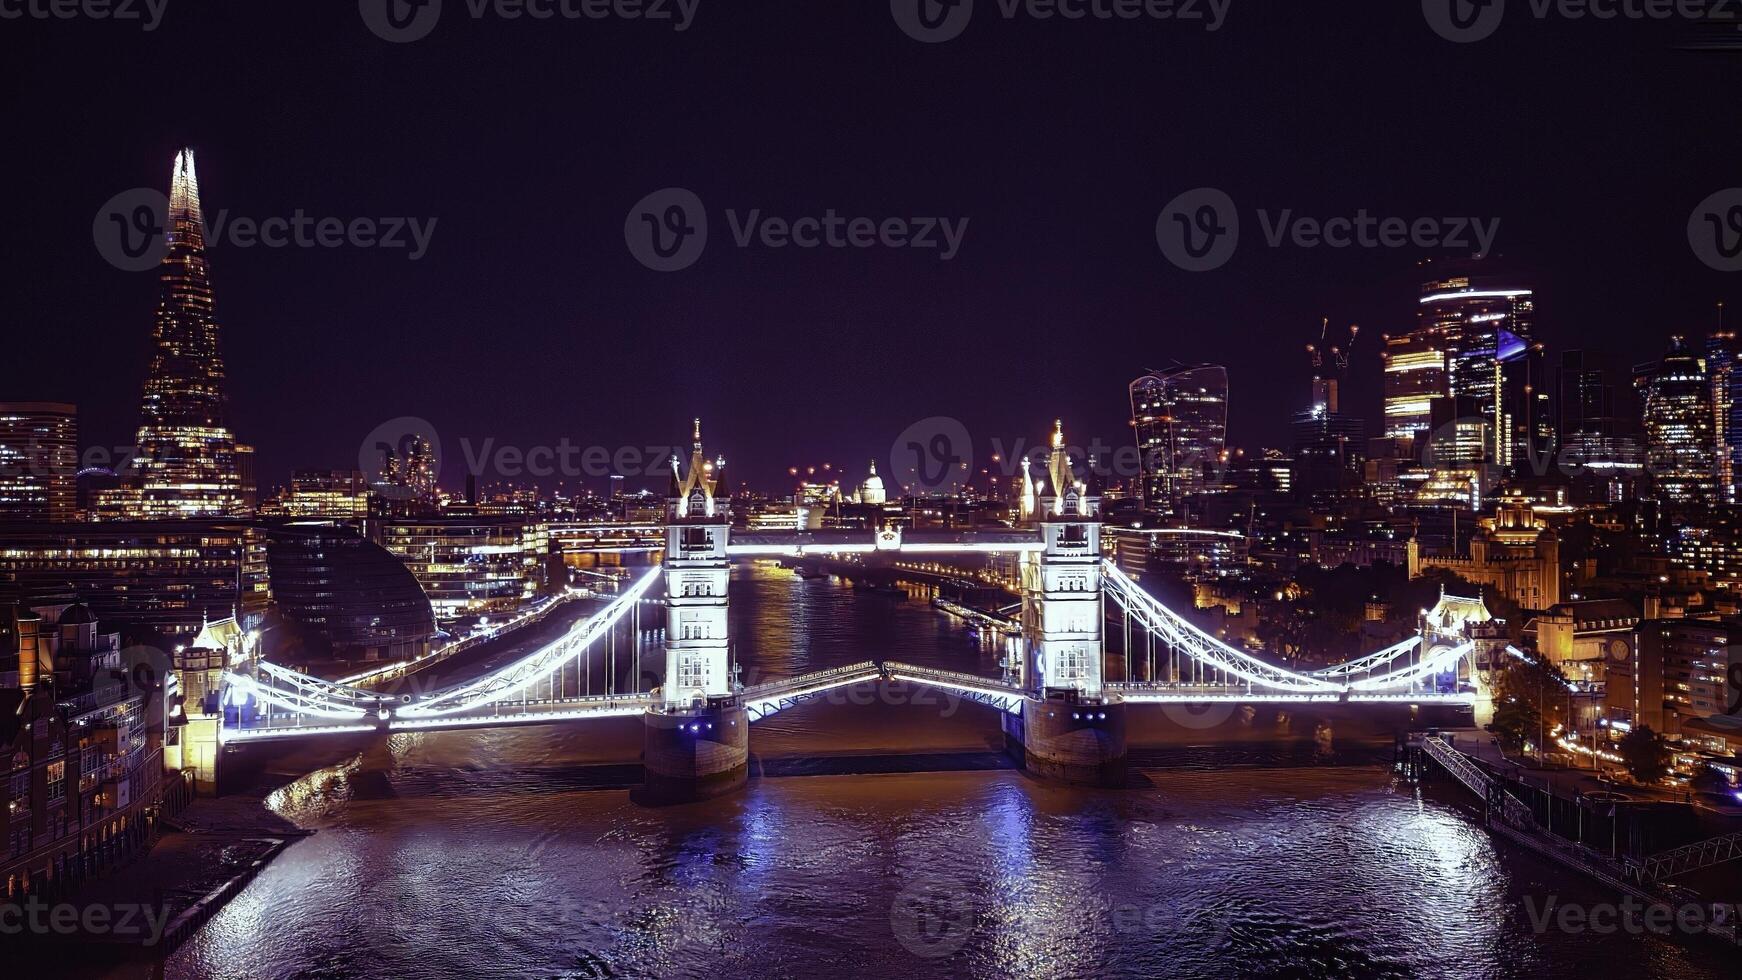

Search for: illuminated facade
xmin=1415 ymin=275 xmax=1540 ymax=467
xmin=1128 ymin=365 xmax=1228 ymax=512
xmin=0 ymin=402 xmax=77 ymax=522
xmin=0 ymin=521 xmax=269 ymax=637
xmin=2 ymin=603 xmax=166 ymax=900
xmin=1408 ymin=497 xmax=1561 ymax=610
xmin=1636 ymin=336 xmax=1718 ymax=505
xmin=1706 ymin=330 xmax=1742 ymax=502
xmin=1611 ymin=618 xmax=1742 ymax=738
xmin=1381 ymin=329 xmax=1447 ymax=442
xmin=114 ymin=150 xmax=249 ymax=519
xmin=375 ymin=517 xmax=551 ymax=620
xmin=1019 ymin=422 xmax=1105 ymax=698
xmin=662 ymin=421 xmax=732 ymax=707
xmin=283 ymin=469 xmax=371 ymax=518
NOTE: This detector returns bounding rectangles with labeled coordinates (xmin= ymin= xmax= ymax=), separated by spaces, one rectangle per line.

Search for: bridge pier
xmin=641 ymin=701 xmax=749 ymax=803
xmin=1003 ymin=694 xmax=1127 ymax=787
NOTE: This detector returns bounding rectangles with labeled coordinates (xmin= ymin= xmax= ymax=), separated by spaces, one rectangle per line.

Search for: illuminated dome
xmin=861 ymin=460 xmax=886 ymax=506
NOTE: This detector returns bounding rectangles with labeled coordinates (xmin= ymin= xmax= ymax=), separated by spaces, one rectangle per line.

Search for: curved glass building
xmin=265 ymin=523 xmax=435 ymax=663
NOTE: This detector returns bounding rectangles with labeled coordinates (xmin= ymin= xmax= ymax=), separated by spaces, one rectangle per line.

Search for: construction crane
xmin=1305 ymin=318 xmax=1360 ymax=375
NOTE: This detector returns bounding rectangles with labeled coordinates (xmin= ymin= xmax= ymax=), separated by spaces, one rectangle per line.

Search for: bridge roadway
xmin=220 ymin=551 xmax=1479 ymax=746
xmin=221 ymin=661 xmax=1029 ymax=741
xmin=224 ymin=661 xmax=1472 ymax=743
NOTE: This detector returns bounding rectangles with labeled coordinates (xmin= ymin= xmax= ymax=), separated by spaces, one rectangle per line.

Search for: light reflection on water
xmin=167 ymin=567 xmax=1732 ymax=980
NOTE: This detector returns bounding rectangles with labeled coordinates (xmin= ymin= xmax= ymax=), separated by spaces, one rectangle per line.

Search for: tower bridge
xmin=216 ymin=420 xmax=1484 ymax=801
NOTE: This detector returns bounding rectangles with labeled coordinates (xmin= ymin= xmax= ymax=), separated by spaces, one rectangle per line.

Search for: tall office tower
xmin=0 ymin=403 xmax=78 ymax=521
xmin=1636 ymin=336 xmax=1718 ymax=505
xmin=1558 ymin=350 xmax=1645 ymax=503
xmin=1380 ymin=330 xmax=1447 ymax=444
xmin=1559 ymin=350 xmax=1626 ymax=441
xmin=1417 ymin=272 xmax=1538 ymax=467
xmin=1706 ymin=323 xmax=1741 ymax=502
xmin=1129 ymin=364 xmax=1229 ymax=512
xmin=1500 ymin=339 xmax=1555 ymax=473
xmin=122 ymin=149 xmax=249 ymax=518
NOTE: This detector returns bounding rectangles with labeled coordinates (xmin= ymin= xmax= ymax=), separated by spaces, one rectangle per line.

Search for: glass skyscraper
xmin=0 ymin=402 xmax=78 ymax=521
xmin=1705 ymin=328 xmax=1742 ymax=502
xmin=1128 ymin=364 xmax=1229 ymax=512
xmin=115 ymin=149 xmax=250 ymax=519
xmin=1636 ymin=336 xmax=1718 ymax=505
xmin=1416 ymin=274 xmax=1539 ymax=469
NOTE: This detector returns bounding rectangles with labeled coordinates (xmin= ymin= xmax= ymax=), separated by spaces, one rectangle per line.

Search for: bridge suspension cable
xmin=1101 ymin=561 xmax=1344 ymax=694
xmin=397 ymin=565 xmax=663 ymax=718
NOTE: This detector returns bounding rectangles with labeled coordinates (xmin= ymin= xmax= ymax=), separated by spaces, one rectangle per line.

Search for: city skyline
xmin=16 ymin=147 xmax=1739 ymax=500
xmin=5 ymin=6 xmax=1742 ymax=975
xmin=7 ymin=4 xmax=1741 ymax=492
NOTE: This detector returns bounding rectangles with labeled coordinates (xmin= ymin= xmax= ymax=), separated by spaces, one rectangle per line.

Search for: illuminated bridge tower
xmin=643 ymin=420 xmax=748 ymax=801
xmin=1003 ymin=422 xmax=1127 ymax=786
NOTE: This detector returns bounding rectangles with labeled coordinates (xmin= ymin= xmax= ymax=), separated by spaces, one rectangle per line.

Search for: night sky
xmin=5 ymin=1 xmax=1738 ymax=493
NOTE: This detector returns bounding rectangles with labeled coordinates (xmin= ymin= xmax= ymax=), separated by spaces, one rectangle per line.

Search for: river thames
xmin=161 ymin=565 xmax=1733 ymax=979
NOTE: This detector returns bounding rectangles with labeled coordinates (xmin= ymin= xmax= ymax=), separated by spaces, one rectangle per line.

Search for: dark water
xmin=165 ymin=565 xmax=1735 ymax=979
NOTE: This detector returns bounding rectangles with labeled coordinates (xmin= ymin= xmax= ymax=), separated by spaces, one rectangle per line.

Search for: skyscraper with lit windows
xmin=1416 ymin=273 xmax=1539 ymax=468
xmin=1129 ymin=364 xmax=1229 ymax=513
xmin=1636 ymin=336 xmax=1718 ymax=505
xmin=0 ymin=402 xmax=78 ymax=521
xmin=114 ymin=149 xmax=249 ymax=519
xmin=1706 ymin=324 xmax=1741 ymax=502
